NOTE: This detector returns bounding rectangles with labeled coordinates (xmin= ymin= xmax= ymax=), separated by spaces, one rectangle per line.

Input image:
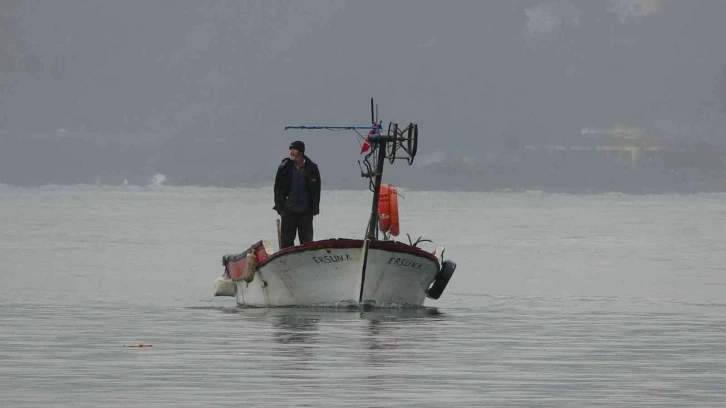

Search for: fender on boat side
xmin=425 ymin=259 xmax=456 ymax=300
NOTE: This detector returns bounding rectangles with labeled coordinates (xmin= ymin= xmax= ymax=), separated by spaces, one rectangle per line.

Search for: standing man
xmin=273 ymin=140 xmax=321 ymax=249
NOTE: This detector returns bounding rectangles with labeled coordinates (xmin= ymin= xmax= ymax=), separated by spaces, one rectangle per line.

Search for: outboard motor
xmin=426 ymin=260 xmax=456 ymax=300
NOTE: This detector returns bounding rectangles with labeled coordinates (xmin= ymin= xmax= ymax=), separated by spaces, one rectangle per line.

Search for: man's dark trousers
xmin=280 ymin=209 xmax=313 ymax=249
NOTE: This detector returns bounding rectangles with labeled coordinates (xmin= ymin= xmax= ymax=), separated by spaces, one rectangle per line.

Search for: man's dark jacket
xmin=273 ymin=156 xmax=321 ymax=216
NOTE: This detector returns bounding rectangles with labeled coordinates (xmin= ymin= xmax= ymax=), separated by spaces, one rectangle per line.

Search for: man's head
xmin=289 ymin=140 xmax=305 ymax=162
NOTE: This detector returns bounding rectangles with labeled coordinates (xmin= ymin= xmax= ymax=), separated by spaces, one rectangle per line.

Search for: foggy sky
xmin=2 ymin=0 xmax=726 ymax=187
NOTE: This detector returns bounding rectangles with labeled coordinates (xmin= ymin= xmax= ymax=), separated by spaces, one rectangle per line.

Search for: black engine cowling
xmin=426 ymin=260 xmax=456 ymax=300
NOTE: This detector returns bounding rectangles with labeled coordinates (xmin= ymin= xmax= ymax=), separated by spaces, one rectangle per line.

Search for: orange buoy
xmin=378 ymin=184 xmax=400 ymax=236
xmin=378 ymin=184 xmax=391 ymax=232
xmin=389 ymin=185 xmax=399 ymax=236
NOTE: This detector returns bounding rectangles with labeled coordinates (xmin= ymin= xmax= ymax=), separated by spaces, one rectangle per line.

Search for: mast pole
xmin=366 ymin=139 xmax=387 ymax=240
xmin=365 ymin=97 xmax=387 ymax=241
xmin=359 ymin=127 xmax=395 ymax=302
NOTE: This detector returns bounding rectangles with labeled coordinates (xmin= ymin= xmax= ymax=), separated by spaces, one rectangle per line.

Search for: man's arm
xmin=311 ymin=167 xmax=321 ymax=216
xmin=273 ymin=164 xmax=286 ymax=214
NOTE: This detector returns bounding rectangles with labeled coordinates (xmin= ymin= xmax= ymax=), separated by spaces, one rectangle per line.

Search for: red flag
xmin=360 ymin=124 xmax=375 ymax=154
xmin=360 ymin=138 xmax=371 ymax=154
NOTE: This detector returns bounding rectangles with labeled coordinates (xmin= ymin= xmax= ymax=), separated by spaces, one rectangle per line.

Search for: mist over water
xmin=2 ymin=1 xmax=726 ymax=191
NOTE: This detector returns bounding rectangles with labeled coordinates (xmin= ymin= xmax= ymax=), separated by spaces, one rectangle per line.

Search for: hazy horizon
xmin=2 ymin=0 xmax=726 ymax=190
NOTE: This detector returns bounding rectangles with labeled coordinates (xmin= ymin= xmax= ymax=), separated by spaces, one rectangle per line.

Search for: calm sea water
xmin=1 ymin=185 xmax=725 ymax=407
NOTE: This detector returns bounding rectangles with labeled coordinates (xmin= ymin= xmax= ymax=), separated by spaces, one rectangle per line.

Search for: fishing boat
xmin=214 ymin=98 xmax=457 ymax=307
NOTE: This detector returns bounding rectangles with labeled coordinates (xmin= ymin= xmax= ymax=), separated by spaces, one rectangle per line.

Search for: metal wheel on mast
xmin=386 ymin=122 xmax=399 ymax=164
xmin=405 ymin=123 xmax=418 ymax=165
xmin=389 ymin=122 xmax=418 ymax=165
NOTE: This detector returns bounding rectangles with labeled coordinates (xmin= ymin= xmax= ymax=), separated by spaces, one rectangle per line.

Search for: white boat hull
xmin=225 ymin=239 xmax=441 ymax=307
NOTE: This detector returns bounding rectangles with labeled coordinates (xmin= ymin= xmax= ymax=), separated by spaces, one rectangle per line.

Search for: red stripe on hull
xmin=258 ymin=238 xmax=439 ymax=268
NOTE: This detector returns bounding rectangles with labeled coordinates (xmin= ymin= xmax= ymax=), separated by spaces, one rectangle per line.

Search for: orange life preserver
xmin=378 ymin=184 xmax=400 ymax=236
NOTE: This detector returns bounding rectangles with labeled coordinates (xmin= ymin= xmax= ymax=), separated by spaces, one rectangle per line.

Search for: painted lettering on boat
xmin=312 ymin=254 xmax=353 ymax=264
xmin=388 ymin=257 xmax=423 ymax=269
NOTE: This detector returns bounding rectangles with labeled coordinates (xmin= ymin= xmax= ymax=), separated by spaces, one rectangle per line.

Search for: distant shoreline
xmin=2 ymin=179 xmax=724 ymax=196
xmin=2 ymin=131 xmax=724 ymax=195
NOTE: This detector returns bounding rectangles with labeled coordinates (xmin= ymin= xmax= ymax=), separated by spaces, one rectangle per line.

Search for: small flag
xmin=360 ymin=139 xmax=371 ymax=154
xmin=360 ymin=124 xmax=377 ymax=154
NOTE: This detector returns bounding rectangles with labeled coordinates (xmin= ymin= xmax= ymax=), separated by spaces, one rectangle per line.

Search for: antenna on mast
xmin=371 ymin=97 xmax=374 ymax=124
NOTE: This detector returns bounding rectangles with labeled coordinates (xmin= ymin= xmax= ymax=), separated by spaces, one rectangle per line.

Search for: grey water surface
xmin=1 ymin=185 xmax=724 ymax=407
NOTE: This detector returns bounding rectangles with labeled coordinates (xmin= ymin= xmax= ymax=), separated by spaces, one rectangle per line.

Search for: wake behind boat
xmin=214 ymin=98 xmax=456 ymax=307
